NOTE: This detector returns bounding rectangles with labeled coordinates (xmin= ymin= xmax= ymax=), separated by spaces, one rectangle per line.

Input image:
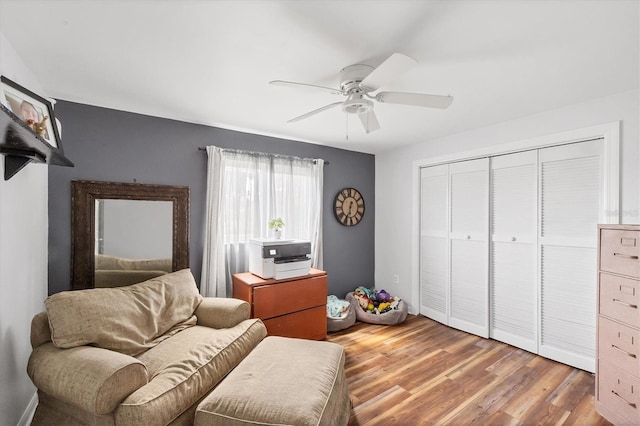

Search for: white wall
xmin=0 ymin=32 xmax=49 ymax=424
xmin=375 ymin=89 xmax=639 ymax=313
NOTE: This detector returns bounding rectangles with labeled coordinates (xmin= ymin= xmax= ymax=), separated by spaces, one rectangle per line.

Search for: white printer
xmin=249 ymin=239 xmax=312 ymax=280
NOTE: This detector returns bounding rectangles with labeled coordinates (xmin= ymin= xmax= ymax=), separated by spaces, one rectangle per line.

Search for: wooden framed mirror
xmin=71 ymin=180 xmax=189 ymax=290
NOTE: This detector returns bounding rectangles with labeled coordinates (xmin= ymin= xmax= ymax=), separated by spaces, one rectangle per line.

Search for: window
xmin=201 ymin=146 xmax=324 ymax=296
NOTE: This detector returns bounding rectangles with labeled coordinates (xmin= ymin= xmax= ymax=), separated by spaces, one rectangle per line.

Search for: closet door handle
xmin=613 ymin=298 xmax=638 ymax=309
xmin=611 ymin=390 xmax=637 ymax=408
xmin=614 ymin=253 xmax=639 ymax=259
xmin=611 ymin=344 xmax=637 ymax=358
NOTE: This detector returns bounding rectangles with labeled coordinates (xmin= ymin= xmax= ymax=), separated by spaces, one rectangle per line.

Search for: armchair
xmin=27 ymin=269 xmax=267 ymax=425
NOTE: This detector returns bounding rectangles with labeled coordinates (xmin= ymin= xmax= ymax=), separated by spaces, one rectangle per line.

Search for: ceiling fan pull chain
xmin=345 ymin=114 xmax=349 ymax=141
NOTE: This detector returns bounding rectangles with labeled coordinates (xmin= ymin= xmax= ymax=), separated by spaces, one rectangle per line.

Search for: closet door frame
xmin=412 ymin=121 xmax=620 ymax=328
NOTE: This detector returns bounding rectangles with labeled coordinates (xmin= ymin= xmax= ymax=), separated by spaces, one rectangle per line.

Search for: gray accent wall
xmin=49 ymin=101 xmax=375 ymax=297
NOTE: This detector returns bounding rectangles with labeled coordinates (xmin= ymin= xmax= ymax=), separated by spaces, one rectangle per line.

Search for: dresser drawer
xmin=262 ymin=305 xmax=327 ymax=340
xmin=599 ymin=316 xmax=640 ymax=376
xmin=600 ymin=272 xmax=640 ymax=326
xmin=253 ymin=275 xmax=327 ymax=319
xmin=598 ymin=360 xmax=640 ymax=424
xmin=601 ymin=229 xmax=640 ymax=278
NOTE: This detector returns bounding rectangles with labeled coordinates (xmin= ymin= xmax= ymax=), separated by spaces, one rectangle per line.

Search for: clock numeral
xmin=335 ymin=188 xmax=363 ymax=226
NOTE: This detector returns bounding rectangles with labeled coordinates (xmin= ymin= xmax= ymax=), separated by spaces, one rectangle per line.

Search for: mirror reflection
xmin=93 ymin=199 xmax=174 ymax=288
xmin=96 ymin=199 xmax=173 ymax=258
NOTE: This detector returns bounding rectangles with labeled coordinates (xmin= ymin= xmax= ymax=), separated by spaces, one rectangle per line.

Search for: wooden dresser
xmin=596 ymin=224 xmax=640 ymax=424
xmin=232 ymin=269 xmax=327 ymax=340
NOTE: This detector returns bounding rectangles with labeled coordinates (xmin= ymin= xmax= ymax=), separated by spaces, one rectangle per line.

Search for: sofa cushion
xmin=45 ymin=269 xmax=202 ymax=356
xmin=115 ymin=319 xmax=267 ymax=426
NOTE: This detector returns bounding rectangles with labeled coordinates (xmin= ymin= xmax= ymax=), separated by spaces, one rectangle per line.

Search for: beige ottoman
xmin=195 ymin=336 xmax=351 ymax=426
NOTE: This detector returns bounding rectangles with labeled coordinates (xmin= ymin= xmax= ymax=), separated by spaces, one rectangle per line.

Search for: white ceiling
xmin=0 ymin=0 xmax=637 ymax=154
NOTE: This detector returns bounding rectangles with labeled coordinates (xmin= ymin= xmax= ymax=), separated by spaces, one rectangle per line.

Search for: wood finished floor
xmin=326 ymin=314 xmax=611 ymax=426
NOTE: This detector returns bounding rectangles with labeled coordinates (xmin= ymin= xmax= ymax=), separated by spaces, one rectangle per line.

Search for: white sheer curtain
xmin=200 ymin=146 xmax=324 ymax=297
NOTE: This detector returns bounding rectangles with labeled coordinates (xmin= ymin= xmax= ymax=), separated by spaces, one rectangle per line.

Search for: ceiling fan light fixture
xmin=342 ymin=94 xmax=373 ymax=115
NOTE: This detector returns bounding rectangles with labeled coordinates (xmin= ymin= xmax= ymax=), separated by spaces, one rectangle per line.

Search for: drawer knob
xmin=466 ymin=235 xmax=471 ymax=240
xmin=612 ymin=390 xmax=637 ymax=408
xmin=614 ymin=252 xmax=639 ymax=260
xmin=511 ymin=237 xmax=517 ymax=242
xmin=612 ymin=344 xmax=638 ymax=359
xmin=613 ymin=298 xmax=638 ymax=309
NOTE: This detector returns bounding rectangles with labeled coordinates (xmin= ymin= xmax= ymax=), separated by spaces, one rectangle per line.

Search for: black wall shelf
xmin=0 ymin=104 xmax=73 ymax=180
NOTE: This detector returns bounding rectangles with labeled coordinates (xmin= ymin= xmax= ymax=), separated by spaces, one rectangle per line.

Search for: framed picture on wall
xmin=0 ymin=75 xmax=61 ymax=149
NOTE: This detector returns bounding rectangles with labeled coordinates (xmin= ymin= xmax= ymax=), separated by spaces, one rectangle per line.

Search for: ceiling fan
xmin=269 ymin=53 xmax=453 ymax=134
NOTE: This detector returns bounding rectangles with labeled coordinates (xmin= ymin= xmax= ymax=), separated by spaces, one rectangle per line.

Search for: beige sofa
xmin=27 ymin=269 xmax=267 ymax=425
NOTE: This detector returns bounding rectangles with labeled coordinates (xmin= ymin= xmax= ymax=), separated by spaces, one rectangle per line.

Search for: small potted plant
xmin=268 ymin=217 xmax=285 ymax=239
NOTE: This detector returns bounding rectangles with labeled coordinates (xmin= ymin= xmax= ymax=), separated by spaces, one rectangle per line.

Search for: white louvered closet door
xmin=538 ymin=139 xmax=602 ymax=372
xmin=419 ymin=164 xmax=449 ymax=324
xmin=449 ymin=158 xmax=489 ymax=338
xmin=490 ymin=151 xmax=538 ymax=353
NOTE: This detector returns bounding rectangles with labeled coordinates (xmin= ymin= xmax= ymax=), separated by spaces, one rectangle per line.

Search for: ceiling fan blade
xmin=358 ymin=110 xmax=380 ymax=134
xmin=375 ymin=91 xmax=454 ymax=109
xmin=359 ymin=53 xmax=418 ymax=92
xmin=269 ymin=80 xmax=342 ymax=95
xmin=287 ymin=102 xmax=343 ymax=123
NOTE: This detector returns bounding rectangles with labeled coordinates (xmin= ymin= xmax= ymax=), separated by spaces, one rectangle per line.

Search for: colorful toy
xmin=353 ymin=292 xmax=372 ymax=310
xmin=353 ymin=286 xmax=401 ymax=315
xmin=376 ymin=289 xmax=391 ymax=303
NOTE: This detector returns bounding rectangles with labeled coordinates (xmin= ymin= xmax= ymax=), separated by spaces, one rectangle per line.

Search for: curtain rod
xmin=198 ymin=146 xmax=329 ymax=165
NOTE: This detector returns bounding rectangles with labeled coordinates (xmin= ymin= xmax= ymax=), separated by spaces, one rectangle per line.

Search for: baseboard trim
xmin=17 ymin=392 xmax=37 ymax=426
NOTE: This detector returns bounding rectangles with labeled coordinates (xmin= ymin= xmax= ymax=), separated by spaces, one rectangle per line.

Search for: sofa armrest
xmin=195 ymin=297 xmax=250 ymax=329
xmin=31 ymin=311 xmax=51 ymax=349
xmin=27 ymin=343 xmax=148 ymax=415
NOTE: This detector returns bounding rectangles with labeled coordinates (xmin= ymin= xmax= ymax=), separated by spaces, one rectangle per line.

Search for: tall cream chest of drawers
xmin=597 ymin=224 xmax=640 ymax=424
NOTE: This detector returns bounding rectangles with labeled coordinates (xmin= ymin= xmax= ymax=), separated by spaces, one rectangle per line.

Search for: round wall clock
xmin=334 ymin=187 xmax=365 ymax=226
